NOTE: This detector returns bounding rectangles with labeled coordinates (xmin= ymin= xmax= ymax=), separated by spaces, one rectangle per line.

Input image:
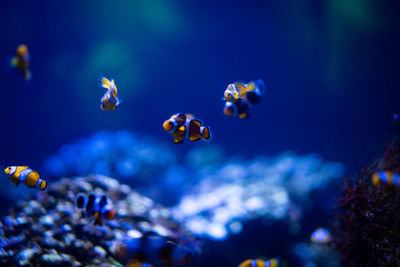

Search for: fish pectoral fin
xmin=239 ymin=113 xmax=248 ymax=119
xmin=178 ymin=126 xmax=185 ymax=132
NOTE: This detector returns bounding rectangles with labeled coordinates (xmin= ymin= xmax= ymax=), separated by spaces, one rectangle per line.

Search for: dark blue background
xmin=1 ymin=1 xmax=399 ymax=174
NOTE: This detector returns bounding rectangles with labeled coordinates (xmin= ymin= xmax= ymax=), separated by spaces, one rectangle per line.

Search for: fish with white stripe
xmin=4 ymin=166 xmax=47 ymax=191
xmin=98 ymin=76 xmax=121 ymax=111
xmin=372 ymin=171 xmax=400 ymax=189
xmin=238 ymin=258 xmax=279 ymax=267
xmin=163 ymin=113 xmax=211 ymax=144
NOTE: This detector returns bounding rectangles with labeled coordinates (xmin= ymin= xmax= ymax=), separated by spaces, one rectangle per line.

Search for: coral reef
xmin=43 ymin=131 xmax=345 ymax=241
xmin=0 ymin=175 xmax=198 ymax=266
xmin=334 ymin=138 xmax=400 ymax=266
xmin=43 ymin=131 xmax=176 ymax=185
xmin=172 ymin=153 xmax=344 ymax=240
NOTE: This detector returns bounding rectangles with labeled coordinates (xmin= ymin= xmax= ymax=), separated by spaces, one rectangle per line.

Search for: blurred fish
xmin=4 ymin=166 xmax=47 ymax=190
xmin=75 ymin=193 xmax=116 ymax=225
xmin=238 ymin=258 xmax=279 ymax=267
xmin=371 ymin=171 xmax=400 ymax=189
xmin=163 ymin=113 xmax=211 ymax=144
xmin=10 ymin=44 xmax=31 ymax=80
xmin=99 ymin=76 xmax=120 ymax=110
xmin=223 ymin=80 xmax=265 ymax=119
xmin=127 ymin=260 xmax=153 ymax=267
xmin=310 ymin=227 xmax=331 ymax=244
xmin=224 ymin=79 xmax=265 ymax=103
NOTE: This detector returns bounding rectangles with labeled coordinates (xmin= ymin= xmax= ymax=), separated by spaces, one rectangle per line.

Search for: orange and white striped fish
xmin=4 ymin=166 xmax=47 ymax=190
xmin=98 ymin=76 xmax=120 ymax=111
xmin=371 ymin=171 xmax=400 ymax=189
xmin=238 ymin=258 xmax=279 ymax=267
xmin=10 ymin=44 xmax=31 ymax=80
xmin=224 ymin=79 xmax=265 ymax=103
xmin=163 ymin=113 xmax=211 ymax=144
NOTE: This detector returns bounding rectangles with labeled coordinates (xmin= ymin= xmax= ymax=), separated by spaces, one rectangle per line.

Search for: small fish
xmin=75 ymin=193 xmax=116 ymax=226
xmin=311 ymin=227 xmax=331 ymax=244
xmin=223 ymin=80 xmax=264 ymax=118
xmin=371 ymin=171 xmax=400 ymax=189
xmin=224 ymin=79 xmax=265 ymax=103
xmin=163 ymin=113 xmax=211 ymax=144
xmin=238 ymin=258 xmax=279 ymax=267
xmin=99 ymin=76 xmax=120 ymax=110
xmin=127 ymin=260 xmax=153 ymax=267
xmin=4 ymin=166 xmax=47 ymax=191
xmin=10 ymin=44 xmax=31 ymax=80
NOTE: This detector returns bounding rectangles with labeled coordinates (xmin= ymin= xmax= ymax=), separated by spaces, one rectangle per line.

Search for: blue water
xmin=0 ymin=1 xmax=399 ymax=266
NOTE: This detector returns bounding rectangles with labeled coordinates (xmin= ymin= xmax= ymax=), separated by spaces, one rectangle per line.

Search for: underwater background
xmin=0 ymin=1 xmax=400 ymax=266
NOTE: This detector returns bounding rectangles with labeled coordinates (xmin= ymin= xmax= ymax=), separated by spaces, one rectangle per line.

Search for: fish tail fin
xmin=24 ymin=70 xmax=32 ymax=81
xmin=200 ymin=126 xmax=211 ymax=140
xmin=98 ymin=76 xmax=111 ymax=90
xmin=255 ymin=79 xmax=266 ymax=94
xmin=38 ymin=179 xmax=47 ymax=191
xmin=116 ymin=96 xmax=122 ymax=106
xmin=239 ymin=112 xmax=249 ymax=119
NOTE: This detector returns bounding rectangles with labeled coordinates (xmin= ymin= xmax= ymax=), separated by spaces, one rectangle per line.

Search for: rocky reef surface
xmin=41 ymin=131 xmax=345 ymax=243
xmin=0 ymin=175 xmax=198 ymax=266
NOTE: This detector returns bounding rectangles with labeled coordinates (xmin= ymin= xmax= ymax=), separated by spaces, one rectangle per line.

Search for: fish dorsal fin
xmin=176 ymin=113 xmax=186 ymax=120
xmin=191 ymin=119 xmax=202 ymax=127
xmin=245 ymin=82 xmax=256 ymax=91
xmin=186 ymin=114 xmax=194 ymax=119
xmin=98 ymin=76 xmax=111 ymax=90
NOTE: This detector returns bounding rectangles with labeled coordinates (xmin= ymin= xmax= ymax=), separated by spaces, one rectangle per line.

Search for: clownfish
xmin=99 ymin=76 xmax=120 ymax=111
xmin=238 ymin=258 xmax=279 ymax=267
xmin=223 ymin=80 xmax=264 ymax=119
xmin=310 ymin=227 xmax=331 ymax=244
xmin=4 ymin=166 xmax=47 ymax=191
xmin=371 ymin=171 xmax=400 ymax=189
xmin=75 ymin=193 xmax=116 ymax=226
xmin=224 ymin=79 xmax=265 ymax=103
xmin=127 ymin=260 xmax=153 ymax=267
xmin=163 ymin=113 xmax=211 ymax=144
xmin=10 ymin=44 xmax=31 ymax=80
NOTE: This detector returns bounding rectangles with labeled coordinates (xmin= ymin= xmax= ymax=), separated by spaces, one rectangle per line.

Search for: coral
xmin=172 ymin=152 xmax=344 ymax=240
xmin=42 ymin=131 xmax=345 ymax=241
xmin=0 ymin=175 xmax=198 ymax=266
xmin=43 ymin=131 xmax=176 ymax=185
xmin=333 ymin=139 xmax=400 ymax=266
